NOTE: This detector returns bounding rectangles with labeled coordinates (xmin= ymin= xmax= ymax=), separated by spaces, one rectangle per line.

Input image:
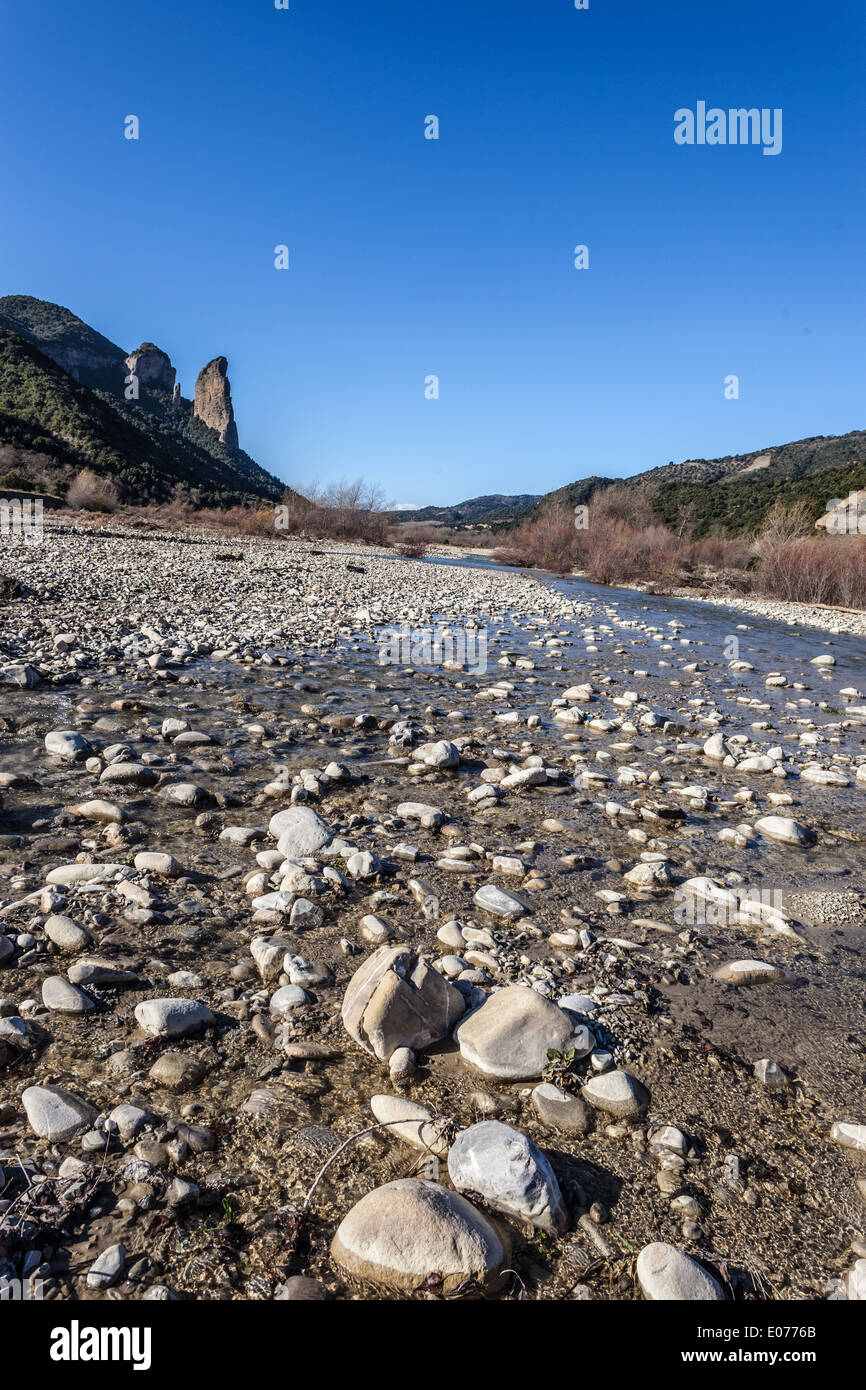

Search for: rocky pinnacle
xmin=193 ymin=355 xmax=239 ymax=449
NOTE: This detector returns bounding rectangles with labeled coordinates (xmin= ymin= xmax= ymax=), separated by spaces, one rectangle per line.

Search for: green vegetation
xmin=0 ymin=293 xmax=128 ymax=393
xmin=654 ymin=454 xmax=866 ymax=536
xmin=523 ymin=435 xmax=866 ymax=538
xmin=0 ymin=323 xmax=283 ymax=507
xmin=0 ymin=469 xmax=48 ymax=492
xmin=385 ymin=494 xmax=543 ymax=526
xmin=542 ymin=1047 xmax=578 ymax=1089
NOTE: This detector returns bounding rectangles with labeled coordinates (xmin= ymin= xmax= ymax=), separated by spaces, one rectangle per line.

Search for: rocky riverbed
xmin=0 ymin=520 xmax=865 ymax=1302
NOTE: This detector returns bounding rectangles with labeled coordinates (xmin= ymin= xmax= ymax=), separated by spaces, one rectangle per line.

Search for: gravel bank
xmin=1 ymin=521 xmax=590 ymax=681
xmin=0 ymin=518 xmax=865 ymax=1303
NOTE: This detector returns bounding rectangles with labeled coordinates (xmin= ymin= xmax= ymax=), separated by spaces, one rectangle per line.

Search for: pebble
xmin=636 ymin=1242 xmax=725 ymax=1300
xmin=473 ymin=883 xmax=529 ymax=920
xmin=2 ymin=522 xmax=863 ymax=1303
xmin=22 ymin=1085 xmax=97 ymax=1141
xmin=148 ymin=1052 xmax=206 ymax=1092
xmin=831 ymin=1122 xmax=866 ymax=1153
xmin=41 ymin=975 xmax=94 ymax=1015
xmin=133 ymin=851 xmax=183 ymax=877
xmin=531 ymin=1082 xmax=593 ymax=1135
xmin=754 ymin=1058 xmax=788 ymax=1088
xmin=86 ymin=1243 xmax=126 ymax=1290
xmin=134 ymin=998 xmax=214 ymax=1037
xmin=44 ymin=915 xmax=91 ymax=952
xmin=369 ymin=1094 xmax=451 ymax=1157
xmin=713 ymin=960 xmax=782 ymax=986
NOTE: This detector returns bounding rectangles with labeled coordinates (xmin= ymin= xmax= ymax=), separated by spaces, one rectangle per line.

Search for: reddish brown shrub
xmin=66 ymin=468 xmax=120 ymax=512
xmin=755 ymin=536 xmax=866 ymax=608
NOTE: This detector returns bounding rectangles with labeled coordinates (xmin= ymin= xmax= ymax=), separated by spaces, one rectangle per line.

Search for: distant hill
xmin=511 ymin=433 xmax=866 ymax=537
xmin=0 ymin=294 xmax=129 ymax=393
xmin=640 ymin=432 xmax=866 ymax=534
xmin=0 ymin=295 xmax=287 ymax=506
xmin=390 ymin=431 xmax=866 ymax=539
xmin=387 ymin=493 xmax=540 ymax=526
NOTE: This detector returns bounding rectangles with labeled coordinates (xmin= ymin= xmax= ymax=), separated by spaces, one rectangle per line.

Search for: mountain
xmin=386 ymin=494 xmax=541 ymax=526
xmin=0 ymin=294 xmax=129 ymax=393
xmin=0 ymin=296 xmax=285 ymax=505
xmin=391 ymin=430 xmax=866 ymax=539
xmin=520 ymin=432 xmax=866 ymax=536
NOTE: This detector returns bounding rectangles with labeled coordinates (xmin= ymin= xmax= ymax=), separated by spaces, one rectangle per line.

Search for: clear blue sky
xmin=1 ymin=0 xmax=863 ymax=505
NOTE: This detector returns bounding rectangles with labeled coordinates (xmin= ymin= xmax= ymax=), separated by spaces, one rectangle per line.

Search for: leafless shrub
xmin=755 ymin=536 xmax=866 ymax=608
xmin=226 ymin=506 xmax=277 ymax=536
xmin=688 ymin=533 xmax=757 ymax=570
xmin=66 ymin=468 xmax=120 ymax=512
xmin=276 ymin=478 xmax=391 ymax=545
xmin=592 ymin=480 xmax=660 ymax=528
xmin=394 ymin=528 xmax=430 ymax=559
xmin=493 ymin=504 xmax=577 ymax=573
xmin=759 ymin=499 xmax=814 ymax=543
xmin=493 ymin=502 xmax=762 ymax=596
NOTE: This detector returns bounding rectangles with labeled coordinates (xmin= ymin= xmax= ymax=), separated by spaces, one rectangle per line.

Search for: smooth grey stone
xmin=448 ymin=1120 xmax=567 ymax=1232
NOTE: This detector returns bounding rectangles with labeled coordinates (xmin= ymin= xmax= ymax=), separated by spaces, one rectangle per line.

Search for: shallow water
xmin=1 ymin=559 xmax=865 ymax=1299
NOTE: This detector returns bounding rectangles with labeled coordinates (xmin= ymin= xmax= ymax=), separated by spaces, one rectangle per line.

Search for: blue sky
xmin=1 ymin=0 xmax=863 ymax=505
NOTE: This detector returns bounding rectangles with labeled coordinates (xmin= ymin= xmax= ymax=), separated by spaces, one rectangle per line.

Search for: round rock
xmin=44 ymin=915 xmax=90 ymax=953
xmin=447 ymin=1120 xmax=567 ymax=1232
xmin=269 ymin=806 xmax=333 ymax=858
xmin=331 ymin=1178 xmax=510 ymax=1296
xmin=45 ymin=730 xmax=92 ymax=761
xmin=581 ymin=1069 xmax=650 ymax=1118
xmin=713 ymin=960 xmax=781 ymax=986
xmin=42 ymin=975 xmax=94 ymax=1015
xmin=636 ymin=1242 xmax=725 ymax=1301
xmin=134 ymin=998 xmax=214 ymax=1037
xmin=754 ymin=816 xmax=814 ymax=847
xmin=531 ymin=1082 xmax=593 ymax=1135
xmin=455 ymin=985 xmax=573 ymax=1082
xmin=133 ymin=851 xmax=182 ymax=877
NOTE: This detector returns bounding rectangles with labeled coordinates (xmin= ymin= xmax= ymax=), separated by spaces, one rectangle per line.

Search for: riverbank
xmin=0 ymin=521 xmax=590 ymax=683
xmin=433 ymin=544 xmax=866 ymax=639
xmin=1 ymin=518 xmax=865 ymax=1302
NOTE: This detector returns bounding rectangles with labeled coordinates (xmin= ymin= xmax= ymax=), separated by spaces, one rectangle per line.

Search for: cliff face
xmin=125 ymin=344 xmax=176 ymax=394
xmin=0 ymin=299 xmax=283 ymax=504
xmin=193 ymin=356 xmax=238 ymax=450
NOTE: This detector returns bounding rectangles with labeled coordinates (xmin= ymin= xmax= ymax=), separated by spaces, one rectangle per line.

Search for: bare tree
xmin=759 ymin=498 xmax=813 ymax=543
